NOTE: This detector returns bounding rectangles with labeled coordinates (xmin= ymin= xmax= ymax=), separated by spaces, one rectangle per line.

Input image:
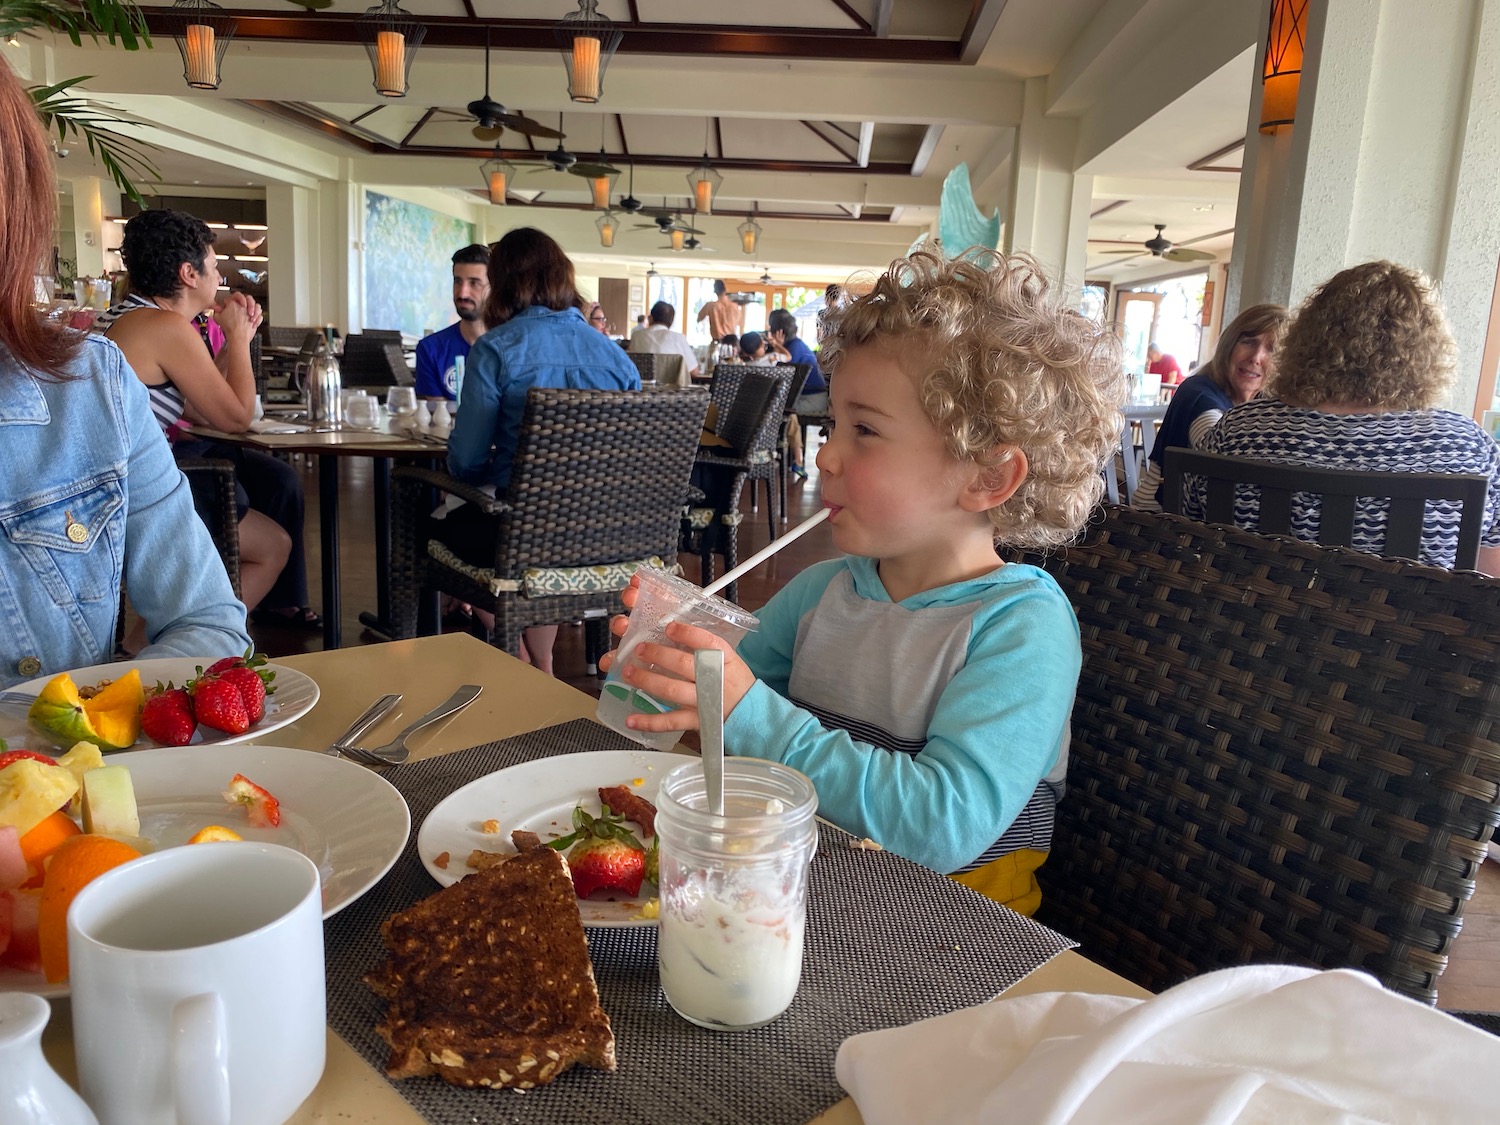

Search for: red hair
xmin=0 ymin=61 xmax=79 ymax=377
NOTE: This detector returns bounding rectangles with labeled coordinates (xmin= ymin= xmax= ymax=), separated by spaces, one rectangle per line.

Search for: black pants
xmin=175 ymin=438 xmax=309 ymax=609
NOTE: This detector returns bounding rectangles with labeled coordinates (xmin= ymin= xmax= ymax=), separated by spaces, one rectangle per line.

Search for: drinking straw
xmin=702 ymin=507 xmax=831 ymax=597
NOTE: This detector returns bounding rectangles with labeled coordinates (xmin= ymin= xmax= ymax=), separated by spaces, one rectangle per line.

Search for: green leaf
xmin=28 ymin=78 xmax=160 ymax=204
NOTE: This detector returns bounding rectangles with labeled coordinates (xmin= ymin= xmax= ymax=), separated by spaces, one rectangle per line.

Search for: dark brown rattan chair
xmin=389 ymin=387 xmax=708 ymax=664
xmin=1001 ymin=504 xmax=1500 ymax=1003
xmin=341 ymin=333 xmax=411 ymax=391
xmin=176 ymin=457 xmax=242 ymax=597
xmin=707 ymin=364 xmax=798 ymax=538
xmin=686 ymin=369 xmax=791 ymax=603
xmin=1161 ymin=447 xmax=1489 ymax=569
xmin=626 ymin=351 xmax=657 ymax=384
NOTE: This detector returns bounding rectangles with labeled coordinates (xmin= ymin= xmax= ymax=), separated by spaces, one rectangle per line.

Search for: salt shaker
xmin=415 ymin=400 xmax=432 ymax=429
xmin=431 ymin=400 xmax=451 ymax=429
xmin=0 ymin=993 xmax=99 ymax=1125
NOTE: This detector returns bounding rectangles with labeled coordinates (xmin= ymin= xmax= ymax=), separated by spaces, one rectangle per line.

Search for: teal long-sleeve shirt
xmin=726 ymin=556 xmax=1079 ymax=874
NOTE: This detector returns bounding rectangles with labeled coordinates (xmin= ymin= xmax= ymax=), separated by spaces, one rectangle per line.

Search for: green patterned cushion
xmin=426 ymin=542 xmax=675 ymax=598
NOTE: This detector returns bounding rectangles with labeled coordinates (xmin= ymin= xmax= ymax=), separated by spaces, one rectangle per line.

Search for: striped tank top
xmin=93 ymin=294 xmax=188 ymax=437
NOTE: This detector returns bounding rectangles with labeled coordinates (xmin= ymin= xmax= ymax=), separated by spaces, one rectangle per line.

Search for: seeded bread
xmin=365 ymin=837 xmax=617 ymax=1088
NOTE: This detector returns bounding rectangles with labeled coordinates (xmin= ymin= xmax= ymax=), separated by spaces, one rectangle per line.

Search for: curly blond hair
xmin=1270 ymin=260 xmax=1456 ymax=410
xmin=820 ymin=250 xmax=1126 ymax=548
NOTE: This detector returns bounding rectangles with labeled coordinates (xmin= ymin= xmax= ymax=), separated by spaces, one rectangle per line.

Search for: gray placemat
xmin=324 ymin=718 xmax=1077 ymax=1125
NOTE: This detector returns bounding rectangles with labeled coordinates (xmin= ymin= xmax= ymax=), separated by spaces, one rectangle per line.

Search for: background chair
xmin=389 ymin=387 xmax=708 ymax=665
xmin=340 ymin=333 xmax=412 ymax=391
xmin=1001 ymin=504 xmax=1500 ymax=1003
xmin=1161 ymin=447 xmax=1489 ymax=570
xmin=626 ymin=351 xmax=657 ymax=384
xmin=686 ymin=368 xmax=790 ymax=603
xmin=175 ymin=456 xmax=242 ymax=597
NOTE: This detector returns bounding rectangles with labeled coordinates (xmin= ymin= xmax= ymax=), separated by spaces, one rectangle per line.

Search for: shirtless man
xmin=696 ymin=279 xmax=743 ymax=341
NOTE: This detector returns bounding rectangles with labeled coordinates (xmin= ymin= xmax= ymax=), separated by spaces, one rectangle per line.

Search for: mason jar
xmin=654 ymin=757 xmax=818 ymax=1031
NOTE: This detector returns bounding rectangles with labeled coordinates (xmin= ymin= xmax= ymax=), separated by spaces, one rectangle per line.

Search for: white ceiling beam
xmin=1072 ymin=1 xmax=1262 ymax=172
xmin=1045 ymin=0 xmax=1155 ymax=117
xmin=960 ymin=0 xmax=1013 ymax=66
xmin=50 ymin=41 xmax=1025 ymax=129
xmin=1090 ymin=176 xmax=1241 ymax=204
xmin=856 ymin=121 xmax=874 ymax=168
xmin=910 ymin=125 xmax=944 ymax=176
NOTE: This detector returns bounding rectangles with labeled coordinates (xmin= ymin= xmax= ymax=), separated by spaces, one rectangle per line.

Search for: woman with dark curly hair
xmin=1131 ymin=302 xmax=1288 ymax=510
xmin=1185 ymin=261 xmax=1500 ymax=572
xmin=98 ymin=208 xmax=316 ymax=628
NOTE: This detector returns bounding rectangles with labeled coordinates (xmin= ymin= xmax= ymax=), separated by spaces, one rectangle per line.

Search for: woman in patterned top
xmin=1185 ymin=260 xmax=1500 ymax=572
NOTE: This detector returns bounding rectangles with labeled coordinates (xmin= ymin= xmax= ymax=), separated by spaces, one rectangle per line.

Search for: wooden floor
xmin=246 ymin=439 xmax=1500 ymax=1014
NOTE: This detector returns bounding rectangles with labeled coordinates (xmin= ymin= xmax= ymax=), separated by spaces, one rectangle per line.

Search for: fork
xmin=326 ymin=693 xmax=402 ymax=757
xmin=338 ymin=685 xmax=481 ymax=765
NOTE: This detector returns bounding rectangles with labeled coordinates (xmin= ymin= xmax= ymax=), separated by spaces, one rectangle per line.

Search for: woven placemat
xmin=324 ymin=718 xmax=1076 ymax=1125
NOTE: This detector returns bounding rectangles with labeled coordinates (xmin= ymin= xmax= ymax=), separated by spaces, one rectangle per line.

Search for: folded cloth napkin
xmin=247 ymin=419 xmax=308 ymax=434
xmin=836 ymin=965 xmax=1499 ymax=1125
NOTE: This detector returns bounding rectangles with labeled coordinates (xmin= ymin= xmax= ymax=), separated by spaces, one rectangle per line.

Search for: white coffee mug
xmin=67 ymin=843 xmax=326 ymax=1125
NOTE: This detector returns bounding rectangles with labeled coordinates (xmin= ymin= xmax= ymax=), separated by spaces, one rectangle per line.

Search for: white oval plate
xmin=0 ymin=743 xmax=409 ymax=997
xmin=1 ymin=656 xmax=319 ymax=753
xmin=418 ymin=748 xmax=686 ymax=928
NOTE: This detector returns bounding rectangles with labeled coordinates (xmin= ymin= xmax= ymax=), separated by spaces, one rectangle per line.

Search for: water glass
xmin=346 ymin=393 xmax=379 ymax=429
xmin=386 ymin=386 xmax=417 ymax=416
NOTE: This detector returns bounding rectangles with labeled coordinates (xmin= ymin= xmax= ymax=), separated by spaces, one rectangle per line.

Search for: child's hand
xmin=619 ymin=622 xmax=757 ymax=733
xmin=595 ymin=576 xmax=641 ymax=677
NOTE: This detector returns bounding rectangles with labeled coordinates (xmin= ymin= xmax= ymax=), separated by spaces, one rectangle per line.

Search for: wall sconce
xmin=737 ymin=211 xmax=762 ymax=256
xmin=168 ymin=0 xmax=237 ymax=91
xmin=554 ymin=0 xmax=623 ymax=104
xmin=596 ymin=210 xmax=617 ymax=247
xmin=1259 ymin=0 xmax=1306 ymax=134
xmin=481 ymin=147 xmax=514 ymax=205
xmin=359 ymin=0 xmax=426 ymax=98
xmin=687 ymin=153 xmax=722 ymax=215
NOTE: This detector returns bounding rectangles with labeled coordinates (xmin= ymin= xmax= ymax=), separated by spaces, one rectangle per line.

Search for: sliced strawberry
xmin=191 ymin=676 xmax=250 ymax=736
xmin=223 ymin=773 xmax=280 ymax=828
xmin=0 ymin=750 xmax=57 ymax=771
xmin=567 ymin=835 xmax=645 ymax=899
xmin=140 ymin=683 xmax=196 ymax=746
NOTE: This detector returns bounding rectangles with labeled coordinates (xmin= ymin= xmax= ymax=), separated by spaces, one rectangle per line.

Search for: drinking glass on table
xmin=345 ymin=393 xmax=379 ymax=429
xmin=386 ymin=386 xmax=417 ymax=417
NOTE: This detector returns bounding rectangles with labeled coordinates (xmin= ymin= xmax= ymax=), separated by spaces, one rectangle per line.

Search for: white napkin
xmin=836 ymin=965 xmax=1499 ymax=1125
xmin=246 ymin=419 xmax=308 ymax=434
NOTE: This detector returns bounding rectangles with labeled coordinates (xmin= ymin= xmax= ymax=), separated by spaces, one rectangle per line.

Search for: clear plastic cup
xmin=596 ymin=568 xmax=758 ymax=752
xmin=655 ymin=757 xmax=818 ymax=1030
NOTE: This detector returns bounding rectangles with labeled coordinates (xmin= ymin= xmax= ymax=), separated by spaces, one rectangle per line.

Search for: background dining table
xmin=37 ymin=633 xmax=1149 ymax=1124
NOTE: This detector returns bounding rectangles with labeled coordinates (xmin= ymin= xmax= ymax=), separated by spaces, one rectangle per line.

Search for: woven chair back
xmin=1004 ymin=504 xmax=1500 ymax=1003
xmin=627 ymin=351 xmax=657 ymax=384
xmin=776 ymin=362 xmax=810 ymax=410
xmin=715 ymin=369 xmax=792 ymax=458
xmin=341 ymin=334 xmax=409 ymax=389
xmin=494 ymin=387 xmax=709 ymax=576
xmin=1161 ymin=447 xmax=1488 ymax=570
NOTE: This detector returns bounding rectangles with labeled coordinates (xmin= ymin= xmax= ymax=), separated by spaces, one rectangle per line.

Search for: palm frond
xmin=30 ymin=78 xmax=160 ymax=205
xmin=0 ymin=0 xmax=150 ymax=48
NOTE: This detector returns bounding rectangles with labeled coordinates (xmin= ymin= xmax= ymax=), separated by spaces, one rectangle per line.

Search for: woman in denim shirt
xmin=0 ymin=63 xmax=250 ymax=688
xmin=439 ymin=227 xmax=640 ymax=673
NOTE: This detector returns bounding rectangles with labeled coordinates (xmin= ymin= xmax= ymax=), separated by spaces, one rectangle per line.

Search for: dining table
xmin=37 ymin=633 xmax=1149 ymax=1125
xmin=186 ymin=414 xmax=446 ymax=650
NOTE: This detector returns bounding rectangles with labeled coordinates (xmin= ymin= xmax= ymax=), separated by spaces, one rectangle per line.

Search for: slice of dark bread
xmin=365 ymin=839 xmax=616 ymax=1088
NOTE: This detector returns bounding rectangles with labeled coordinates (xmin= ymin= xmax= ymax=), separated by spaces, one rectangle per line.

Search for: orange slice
xmin=38 ymin=834 xmax=142 ymax=983
xmin=18 ymin=810 xmax=81 ymax=888
xmin=187 ymin=825 xmax=243 ymax=844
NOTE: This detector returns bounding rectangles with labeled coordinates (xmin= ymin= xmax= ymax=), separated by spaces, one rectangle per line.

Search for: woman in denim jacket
xmin=0 ymin=62 xmax=250 ymax=688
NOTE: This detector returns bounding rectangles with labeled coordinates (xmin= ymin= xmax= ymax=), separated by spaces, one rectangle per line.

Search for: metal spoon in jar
xmin=695 ymin=649 xmax=725 ymax=816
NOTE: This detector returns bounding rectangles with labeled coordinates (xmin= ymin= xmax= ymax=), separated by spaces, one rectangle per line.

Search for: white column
xmin=66 ymin=176 xmax=115 ymax=279
xmin=266 ymin=183 xmax=318 ymax=329
xmin=1005 ymin=77 xmax=1093 ymax=295
xmin=1228 ymin=0 xmax=1500 ymax=408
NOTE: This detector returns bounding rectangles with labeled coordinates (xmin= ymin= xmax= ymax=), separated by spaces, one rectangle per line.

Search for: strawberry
xmin=0 ymin=750 xmax=57 ymax=771
xmin=223 ymin=773 xmax=281 ymax=828
xmin=567 ymin=835 xmax=645 ymax=899
xmin=140 ymin=683 xmax=197 ymax=746
xmin=190 ymin=675 xmax=250 ymax=736
xmin=204 ymin=649 xmax=275 ymax=723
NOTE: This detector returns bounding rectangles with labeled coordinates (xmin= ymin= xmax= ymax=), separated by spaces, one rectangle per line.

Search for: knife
xmin=326 ymin=693 xmax=402 ymax=756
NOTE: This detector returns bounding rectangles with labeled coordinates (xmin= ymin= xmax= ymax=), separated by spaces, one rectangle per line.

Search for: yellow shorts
xmin=951 ymin=848 xmax=1047 ymax=916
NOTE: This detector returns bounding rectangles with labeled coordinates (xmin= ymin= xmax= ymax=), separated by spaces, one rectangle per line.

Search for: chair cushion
xmin=427 ymin=541 xmax=675 ymax=598
xmin=685 ymin=508 xmax=745 ymax=530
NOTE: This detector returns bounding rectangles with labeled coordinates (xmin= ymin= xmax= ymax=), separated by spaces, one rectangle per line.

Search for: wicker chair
xmin=1160 ymin=447 xmax=1490 ymax=570
xmin=626 ymin=351 xmax=657 ymax=384
xmin=176 ymin=457 xmax=242 ymax=597
xmin=685 ymin=368 xmax=791 ymax=603
xmin=1001 ymin=504 xmax=1500 ymax=1003
xmin=389 ymin=387 xmax=709 ymax=664
xmin=341 ymin=333 xmax=411 ymax=390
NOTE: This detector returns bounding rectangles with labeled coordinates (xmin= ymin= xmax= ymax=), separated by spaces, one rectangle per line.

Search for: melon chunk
xmin=82 ymin=766 xmax=140 ymax=839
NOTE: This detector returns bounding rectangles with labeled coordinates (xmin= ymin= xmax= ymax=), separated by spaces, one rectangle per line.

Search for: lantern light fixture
xmin=359 ymin=0 xmax=426 ymax=98
xmin=737 ymin=208 xmax=762 ymax=256
xmin=1259 ymin=0 xmax=1307 ymax=134
xmin=670 ymin=226 xmax=686 ymax=252
xmin=554 ymin=0 xmax=623 ymax=104
xmin=596 ymin=210 xmax=618 ymax=247
xmin=480 ymin=146 xmax=515 ymax=205
xmin=168 ymin=0 xmax=237 ymax=91
xmin=588 ymin=152 xmax=620 ymax=210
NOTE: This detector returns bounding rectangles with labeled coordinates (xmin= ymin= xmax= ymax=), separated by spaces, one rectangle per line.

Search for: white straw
xmin=702 ymin=507 xmax=831 ymax=597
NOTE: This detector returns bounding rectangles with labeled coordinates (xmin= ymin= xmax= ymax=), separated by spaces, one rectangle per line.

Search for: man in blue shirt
xmin=768 ymin=307 xmax=827 ymax=477
xmin=414 ymin=243 xmax=490 ymax=402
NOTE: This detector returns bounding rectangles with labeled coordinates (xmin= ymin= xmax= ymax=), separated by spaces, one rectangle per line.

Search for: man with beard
xmin=415 ymin=243 xmax=491 ymax=402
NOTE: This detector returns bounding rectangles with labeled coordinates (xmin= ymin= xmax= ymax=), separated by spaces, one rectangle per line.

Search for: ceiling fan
xmin=661 ymin=235 xmax=716 ymax=253
xmin=1099 ymin=224 xmax=1216 ymax=262
xmin=618 ymin=160 xmax=643 ymax=213
xmin=446 ymin=29 xmax=564 ymax=141
xmin=758 ymin=266 xmax=776 ymax=285
xmin=632 ymin=200 xmax=702 ymax=236
xmin=516 ymin=114 xmax=577 ymax=177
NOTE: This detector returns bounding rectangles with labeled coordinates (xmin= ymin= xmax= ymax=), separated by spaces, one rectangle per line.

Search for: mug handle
xmin=173 ymin=993 xmax=231 ymax=1125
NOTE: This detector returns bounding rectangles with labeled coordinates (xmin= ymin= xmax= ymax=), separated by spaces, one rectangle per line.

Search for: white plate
xmin=418 ymin=748 xmax=686 ymax=928
xmin=0 ymin=743 xmax=410 ymax=997
xmin=0 ymin=656 xmax=319 ymax=753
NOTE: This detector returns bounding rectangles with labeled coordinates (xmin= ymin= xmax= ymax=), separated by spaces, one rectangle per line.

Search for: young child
xmin=608 ymin=251 xmax=1125 ymax=915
